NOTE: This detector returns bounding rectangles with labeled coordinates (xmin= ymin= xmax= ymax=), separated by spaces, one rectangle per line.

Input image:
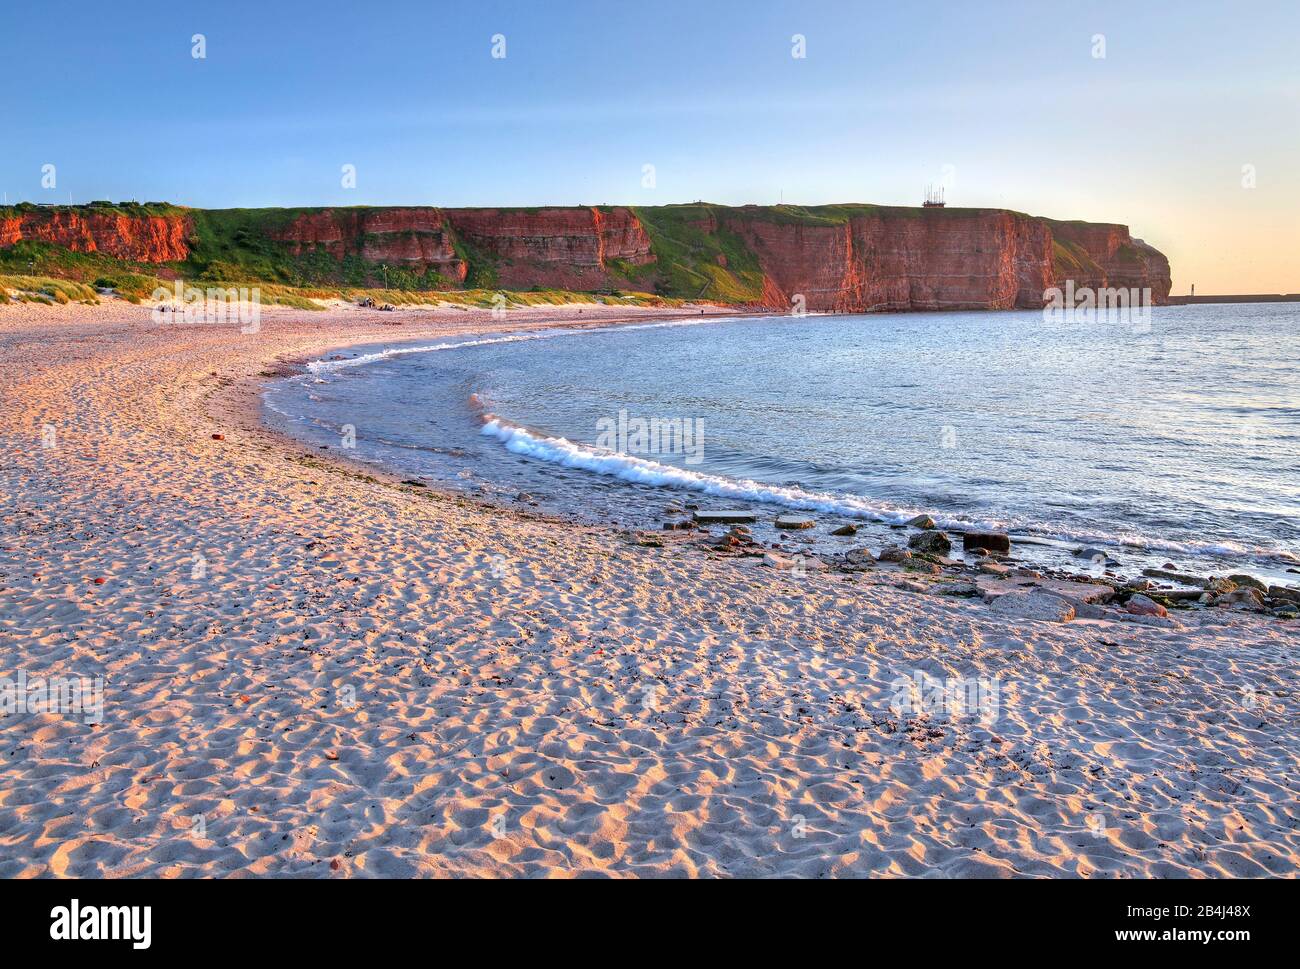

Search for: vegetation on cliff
xmin=1 ymin=201 xmax=1171 ymax=309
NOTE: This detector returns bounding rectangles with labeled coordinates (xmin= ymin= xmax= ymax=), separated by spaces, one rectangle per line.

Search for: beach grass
xmin=0 ymin=274 xmax=100 ymax=304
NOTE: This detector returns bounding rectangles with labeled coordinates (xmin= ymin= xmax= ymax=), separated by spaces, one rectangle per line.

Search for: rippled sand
xmin=0 ymin=299 xmax=1295 ymax=877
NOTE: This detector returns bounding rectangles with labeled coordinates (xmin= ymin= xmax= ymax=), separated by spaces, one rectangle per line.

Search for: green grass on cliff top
xmin=5 ymin=200 xmax=1124 ymax=307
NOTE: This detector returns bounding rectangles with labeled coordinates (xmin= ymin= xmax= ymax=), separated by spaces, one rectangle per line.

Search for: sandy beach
xmin=0 ymin=299 xmax=1295 ymax=878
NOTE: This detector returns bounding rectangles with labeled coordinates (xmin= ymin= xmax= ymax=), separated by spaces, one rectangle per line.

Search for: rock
xmin=830 ymin=523 xmax=858 ymax=536
xmin=211 ymin=433 xmax=225 ymax=441
xmin=903 ymin=559 xmax=943 ymax=575
xmin=978 ymin=575 xmax=1113 ymax=605
xmin=1073 ymin=547 xmax=1108 ymax=562
xmin=962 ymin=531 xmax=1010 ymax=554
xmin=1071 ymin=601 xmax=1111 ymax=619
xmin=662 ymin=520 xmax=694 ymax=530
xmin=774 ymin=515 xmax=815 ymax=530
xmin=1272 ymin=607 xmax=1298 ymax=620
xmin=1141 ymin=567 xmax=1205 ymax=586
xmin=934 ymin=581 xmax=980 ymax=597
xmin=877 ymin=545 xmax=912 ymax=563
xmin=692 ymin=509 xmax=756 ymax=524
xmin=1212 ymin=587 xmax=1265 ymax=610
xmin=1123 ymin=613 xmax=1181 ymax=629
xmin=978 ymin=561 xmax=1011 ymax=576
xmin=1122 ymin=579 xmax=1154 ymax=592
xmin=907 ymin=531 xmax=952 ymax=555
xmin=1204 ymin=577 xmax=1238 ymax=597
xmin=987 ymin=591 xmax=1076 ymax=623
xmin=1267 ymin=585 xmax=1300 ymax=604
xmin=844 ymin=547 xmax=876 ymax=567
xmin=1227 ymin=574 xmax=1267 ymax=593
xmin=1125 ymin=594 xmax=1167 ymax=618
xmin=896 ymin=580 xmax=930 ymax=594
xmin=905 ymin=514 xmax=936 ymax=529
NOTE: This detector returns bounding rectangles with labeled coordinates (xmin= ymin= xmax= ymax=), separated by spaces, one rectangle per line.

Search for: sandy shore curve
xmin=0 ymin=300 xmax=1295 ymax=878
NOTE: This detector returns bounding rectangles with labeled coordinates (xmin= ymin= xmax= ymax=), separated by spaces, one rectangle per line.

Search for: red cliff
xmin=722 ymin=209 xmax=1058 ymax=313
xmin=445 ymin=207 xmax=653 ymax=289
xmin=268 ymin=207 xmax=467 ymax=282
xmin=1047 ymin=219 xmax=1172 ymax=298
xmin=0 ymin=209 xmax=190 ymax=262
xmin=0 ymin=202 xmax=1171 ymax=309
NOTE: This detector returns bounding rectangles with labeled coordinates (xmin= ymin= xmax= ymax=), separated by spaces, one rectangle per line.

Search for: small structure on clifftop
xmin=923 ymin=185 xmax=946 ymax=208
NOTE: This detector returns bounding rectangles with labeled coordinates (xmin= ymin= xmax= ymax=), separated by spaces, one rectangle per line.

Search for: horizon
xmin=5 ymin=0 xmax=1299 ymax=294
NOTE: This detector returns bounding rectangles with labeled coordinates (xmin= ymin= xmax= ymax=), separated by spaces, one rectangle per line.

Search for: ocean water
xmin=265 ymin=304 xmax=1300 ymax=583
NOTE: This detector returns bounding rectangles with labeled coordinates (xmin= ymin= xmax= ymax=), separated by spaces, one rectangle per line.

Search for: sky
xmin=3 ymin=0 xmax=1298 ymax=294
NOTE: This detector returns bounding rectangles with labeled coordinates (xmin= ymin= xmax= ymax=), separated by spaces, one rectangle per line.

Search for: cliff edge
xmin=0 ymin=202 xmax=1171 ymax=309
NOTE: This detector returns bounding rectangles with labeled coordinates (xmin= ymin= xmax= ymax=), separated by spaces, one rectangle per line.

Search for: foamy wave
xmin=307 ymin=333 xmax=553 ymax=374
xmin=305 ymin=314 xmax=750 ymax=375
xmin=479 ymin=416 xmax=925 ymax=524
xmin=479 ymin=416 xmax=1295 ymax=565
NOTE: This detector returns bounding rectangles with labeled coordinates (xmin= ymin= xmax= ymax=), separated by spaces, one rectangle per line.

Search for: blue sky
xmin=3 ymin=0 xmax=1298 ymax=291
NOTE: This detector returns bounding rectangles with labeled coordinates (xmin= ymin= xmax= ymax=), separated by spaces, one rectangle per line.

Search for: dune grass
xmin=0 ymin=274 xmax=100 ymax=304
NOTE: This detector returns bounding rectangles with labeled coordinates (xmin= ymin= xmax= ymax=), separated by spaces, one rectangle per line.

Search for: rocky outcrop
xmin=0 ymin=209 xmax=190 ymax=261
xmin=0 ymin=202 xmax=1171 ymax=308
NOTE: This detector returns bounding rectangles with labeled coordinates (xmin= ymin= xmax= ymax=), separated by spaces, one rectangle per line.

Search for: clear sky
xmin=4 ymin=0 xmax=1298 ymax=293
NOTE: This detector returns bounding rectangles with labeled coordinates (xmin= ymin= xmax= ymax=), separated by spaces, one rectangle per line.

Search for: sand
xmin=0 ymin=298 xmax=1295 ymax=878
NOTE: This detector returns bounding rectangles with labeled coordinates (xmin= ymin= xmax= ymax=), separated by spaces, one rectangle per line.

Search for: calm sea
xmin=265 ymin=304 xmax=1300 ymax=583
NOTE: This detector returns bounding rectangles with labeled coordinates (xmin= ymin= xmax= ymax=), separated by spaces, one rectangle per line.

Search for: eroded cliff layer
xmin=0 ymin=202 xmax=1171 ymax=308
xmin=0 ymin=209 xmax=191 ymax=262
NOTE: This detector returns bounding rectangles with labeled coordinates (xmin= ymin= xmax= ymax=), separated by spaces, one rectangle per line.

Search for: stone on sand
xmin=987 ymin=590 xmax=1076 ymax=623
xmin=877 ymin=545 xmax=911 ymax=563
xmin=962 ymin=531 xmax=1010 ymax=554
xmin=907 ymin=530 xmax=952 ymax=555
xmin=1125 ymin=594 xmax=1167 ymax=618
xmin=693 ymin=509 xmax=757 ymax=524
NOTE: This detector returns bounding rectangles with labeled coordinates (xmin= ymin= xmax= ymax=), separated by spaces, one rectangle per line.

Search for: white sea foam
xmin=290 ymin=313 xmax=1297 ymax=572
xmin=305 ymin=314 xmax=745 ymax=375
xmin=478 ymin=414 xmax=1290 ymax=564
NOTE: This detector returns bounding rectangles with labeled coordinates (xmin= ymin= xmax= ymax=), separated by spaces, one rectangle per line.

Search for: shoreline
xmin=257 ymin=307 xmax=1299 ymax=599
xmin=0 ymin=298 xmax=1296 ymax=877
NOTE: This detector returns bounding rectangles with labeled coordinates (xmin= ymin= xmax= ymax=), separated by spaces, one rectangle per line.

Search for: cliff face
xmin=0 ymin=209 xmax=190 ymax=262
xmin=1047 ymin=220 xmax=1172 ymax=298
xmin=0 ymin=202 xmax=1171 ymax=309
xmin=268 ymin=207 xmax=467 ymax=282
xmin=723 ymin=209 xmax=1057 ymax=312
xmin=444 ymin=207 xmax=653 ymax=289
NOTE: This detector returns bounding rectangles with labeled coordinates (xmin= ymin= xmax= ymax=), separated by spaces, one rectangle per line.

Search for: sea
xmin=264 ymin=303 xmax=1300 ymax=585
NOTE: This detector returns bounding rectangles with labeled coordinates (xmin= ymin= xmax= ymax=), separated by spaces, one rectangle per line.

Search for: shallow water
xmin=265 ymin=304 xmax=1300 ymax=584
